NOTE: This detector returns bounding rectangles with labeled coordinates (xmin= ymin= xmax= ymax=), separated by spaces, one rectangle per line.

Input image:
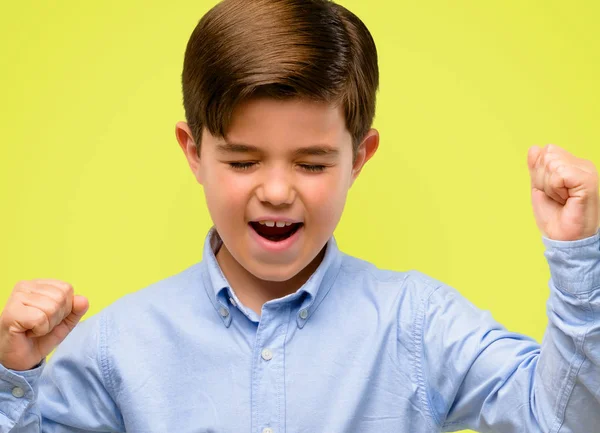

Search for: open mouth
xmin=249 ymin=222 xmax=303 ymax=242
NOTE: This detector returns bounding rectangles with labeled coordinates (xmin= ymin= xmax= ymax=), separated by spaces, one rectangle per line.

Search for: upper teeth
xmin=259 ymin=221 xmax=293 ymax=227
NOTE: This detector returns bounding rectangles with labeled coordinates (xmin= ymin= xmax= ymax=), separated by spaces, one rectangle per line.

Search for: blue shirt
xmin=1 ymin=228 xmax=599 ymax=433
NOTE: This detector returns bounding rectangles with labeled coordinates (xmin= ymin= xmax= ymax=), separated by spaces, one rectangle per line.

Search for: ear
xmin=175 ymin=121 xmax=203 ymax=184
xmin=350 ymin=128 xmax=379 ymax=186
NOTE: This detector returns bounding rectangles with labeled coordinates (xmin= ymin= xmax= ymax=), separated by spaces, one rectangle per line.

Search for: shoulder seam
xmin=340 ymin=259 xmax=408 ymax=284
xmin=411 ymin=276 xmax=444 ymax=429
xmin=98 ymin=313 xmax=119 ymax=402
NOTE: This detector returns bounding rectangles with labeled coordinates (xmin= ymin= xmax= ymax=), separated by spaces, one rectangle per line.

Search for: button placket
xmin=252 ymin=303 xmax=290 ymax=433
xmin=261 ymin=348 xmax=273 ymax=361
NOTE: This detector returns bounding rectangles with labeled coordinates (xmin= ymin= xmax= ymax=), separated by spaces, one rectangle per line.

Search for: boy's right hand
xmin=0 ymin=279 xmax=89 ymax=371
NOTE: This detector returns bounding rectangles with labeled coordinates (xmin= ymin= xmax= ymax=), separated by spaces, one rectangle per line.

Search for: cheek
xmin=203 ymin=170 xmax=249 ymax=215
xmin=302 ymin=174 xmax=349 ymax=216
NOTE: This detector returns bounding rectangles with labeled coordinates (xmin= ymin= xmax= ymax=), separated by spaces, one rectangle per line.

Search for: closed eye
xmin=228 ymin=162 xmax=327 ymax=172
xmin=299 ymin=164 xmax=326 ymax=172
xmin=229 ymin=161 xmax=257 ymax=171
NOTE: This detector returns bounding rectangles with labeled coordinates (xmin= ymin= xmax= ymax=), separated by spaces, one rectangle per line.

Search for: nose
xmin=256 ymin=166 xmax=296 ymax=206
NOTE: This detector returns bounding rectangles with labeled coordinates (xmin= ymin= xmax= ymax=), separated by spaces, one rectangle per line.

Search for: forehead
xmin=223 ymin=97 xmax=351 ymax=148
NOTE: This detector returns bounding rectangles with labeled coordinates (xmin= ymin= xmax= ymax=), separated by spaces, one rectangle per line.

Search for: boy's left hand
xmin=527 ymin=144 xmax=600 ymax=241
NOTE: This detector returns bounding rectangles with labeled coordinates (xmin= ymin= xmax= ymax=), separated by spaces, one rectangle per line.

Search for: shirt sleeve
xmin=418 ymin=231 xmax=600 ymax=433
xmin=0 ymin=360 xmax=45 ymax=433
xmin=0 ymin=313 xmax=125 ymax=432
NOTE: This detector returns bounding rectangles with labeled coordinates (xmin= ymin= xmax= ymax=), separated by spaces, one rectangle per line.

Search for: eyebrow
xmin=294 ymin=145 xmax=339 ymax=157
xmin=217 ymin=143 xmax=260 ymax=153
xmin=217 ymin=142 xmax=339 ymax=157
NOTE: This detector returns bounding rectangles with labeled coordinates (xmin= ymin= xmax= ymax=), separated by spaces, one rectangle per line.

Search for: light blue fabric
xmin=1 ymin=227 xmax=599 ymax=432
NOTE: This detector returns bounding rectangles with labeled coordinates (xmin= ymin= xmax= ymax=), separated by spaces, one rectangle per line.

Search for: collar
xmin=199 ymin=226 xmax=342 ymax=328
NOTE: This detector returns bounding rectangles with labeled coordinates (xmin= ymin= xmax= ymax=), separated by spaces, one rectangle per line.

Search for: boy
xmin=1 ymin=0 xmax=599 ymax=432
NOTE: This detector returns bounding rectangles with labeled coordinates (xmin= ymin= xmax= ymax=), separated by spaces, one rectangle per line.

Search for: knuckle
xmin=13 ymin=280 xmax=29 ymax=291
xmin=31 ymin=308 xmax=50 ymax=328
xmin=547 ymin=159 xmax=560 ymax=172
xmin=48 ymin=298 xmax=63 ymax=315
xmin=541 ymin=151 xmax=556 ymax=167
xmin=32 ymin=279 xmax=71 ymax=289
xmin=57 ymin=281 xmax=72 ymax=291
xmin=12 ymin=291 xmax=27 ymax=304
xmin=57 ymin=289 xmax=69 ymax=305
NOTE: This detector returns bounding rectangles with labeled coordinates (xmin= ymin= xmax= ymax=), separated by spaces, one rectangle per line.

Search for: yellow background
xmin=1 ymin=1 xmax=599 ymax=431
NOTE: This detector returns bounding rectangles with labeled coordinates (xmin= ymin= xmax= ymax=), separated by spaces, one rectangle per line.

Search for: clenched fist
xmin=0 ymin=279 xmax=89 ymax=371
xmin=528 ymin=144 xmax=600 ymax=241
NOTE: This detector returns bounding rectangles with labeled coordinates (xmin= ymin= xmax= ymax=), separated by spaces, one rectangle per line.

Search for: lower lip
xmin=249 ymin=223 xmax=303 ymax=253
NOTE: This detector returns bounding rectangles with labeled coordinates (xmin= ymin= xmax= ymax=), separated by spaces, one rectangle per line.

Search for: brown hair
xmin=181 ymin=0 xmax=379 ymax=157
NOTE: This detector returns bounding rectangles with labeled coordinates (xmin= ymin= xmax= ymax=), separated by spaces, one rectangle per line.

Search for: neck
xmin=216 ymin=244 xmax=326 ymax=316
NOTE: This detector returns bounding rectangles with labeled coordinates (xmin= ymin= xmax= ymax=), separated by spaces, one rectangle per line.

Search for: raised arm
xmin=419 ymin=145 xmax=600 ymax=432
xmin=0 ymin=280 xmax=124 ymax=432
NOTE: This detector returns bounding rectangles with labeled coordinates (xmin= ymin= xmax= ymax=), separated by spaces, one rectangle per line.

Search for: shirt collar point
xmin=296 ymin=316 xmax=307 ymax=328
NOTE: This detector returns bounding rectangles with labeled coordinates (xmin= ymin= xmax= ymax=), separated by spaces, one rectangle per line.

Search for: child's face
xmin=176 ymin=97 xmax=378 ymax=282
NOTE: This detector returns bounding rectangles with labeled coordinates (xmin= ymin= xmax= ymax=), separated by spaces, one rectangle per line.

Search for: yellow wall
xmin=1 ymin=2 xmax=599 ymax=432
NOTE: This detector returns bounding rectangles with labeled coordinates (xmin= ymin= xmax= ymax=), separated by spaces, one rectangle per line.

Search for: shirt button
xmin=12 ymin=387 xmax=25 ymax=398
xmin=261 ymin=348 xmax=273 ymax=361
xmin=219 ymin=306 xmax=229 ymax=317
xmin=299 ymin=309 xmax=308 ymax=319
xmin=262 ymin=428 xmax=273 ymax=433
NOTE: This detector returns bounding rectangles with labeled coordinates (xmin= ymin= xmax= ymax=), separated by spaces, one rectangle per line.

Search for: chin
xmin=247 ymin=262 xmax=301 ymax=283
